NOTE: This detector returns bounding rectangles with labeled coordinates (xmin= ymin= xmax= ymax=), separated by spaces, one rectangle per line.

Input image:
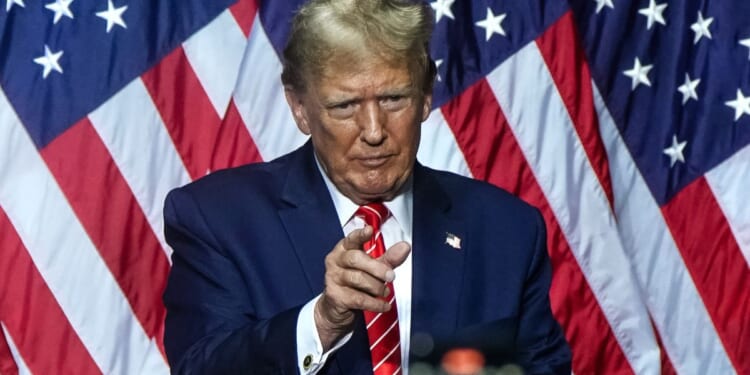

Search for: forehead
xmin=315 ymin=56 xmax=416 ymax=95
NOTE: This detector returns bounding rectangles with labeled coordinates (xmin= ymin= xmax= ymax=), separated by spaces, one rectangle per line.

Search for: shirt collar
xmin=314 ymin=154 xmax=413 ymax=231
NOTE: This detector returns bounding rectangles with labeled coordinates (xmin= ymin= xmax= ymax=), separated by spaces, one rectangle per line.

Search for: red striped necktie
xmin=355 ymin=203 xmax=402 ymax=375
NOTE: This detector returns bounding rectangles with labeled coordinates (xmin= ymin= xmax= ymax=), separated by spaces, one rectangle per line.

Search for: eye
xmin=332 ymin=102 xmax=352 ymax=110
xmin=381 ymin=95 xmax=409 ymax=111
xmin=327 ymin=101 xmax=356 ymax=118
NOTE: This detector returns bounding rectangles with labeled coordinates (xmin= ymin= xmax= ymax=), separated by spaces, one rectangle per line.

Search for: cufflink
xmin=303 ymin=354 xmax=313 ymax=370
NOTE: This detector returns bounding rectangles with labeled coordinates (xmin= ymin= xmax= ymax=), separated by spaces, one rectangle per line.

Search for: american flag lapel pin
xmin=445 ymin=232 xmax=461 ymax=250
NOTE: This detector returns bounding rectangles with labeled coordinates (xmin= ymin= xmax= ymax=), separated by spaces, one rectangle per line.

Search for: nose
xmin=359 ymin=101 xmax=386 ymax=145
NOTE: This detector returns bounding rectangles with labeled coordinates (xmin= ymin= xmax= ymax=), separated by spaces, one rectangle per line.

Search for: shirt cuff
xmin=296 ymin=294 xmax=353 ymax=374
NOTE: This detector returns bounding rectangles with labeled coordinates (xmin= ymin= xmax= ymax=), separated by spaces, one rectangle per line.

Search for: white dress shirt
xmin=296 ymin=161 xmax=413 ymax=374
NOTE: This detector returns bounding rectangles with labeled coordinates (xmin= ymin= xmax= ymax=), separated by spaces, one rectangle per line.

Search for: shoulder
xmin=419 ymin=165 xmax=541 ymax=224
xmin=165 ymin=148 xmax=300 ymax=212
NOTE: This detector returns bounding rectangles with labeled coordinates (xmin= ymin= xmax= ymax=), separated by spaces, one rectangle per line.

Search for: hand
xmin=314 ymin=226 xmax=411 ymax=350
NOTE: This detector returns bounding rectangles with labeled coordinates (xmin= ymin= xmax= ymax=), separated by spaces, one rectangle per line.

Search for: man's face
xmin=285 ymin=58 xmax=432 ymax=205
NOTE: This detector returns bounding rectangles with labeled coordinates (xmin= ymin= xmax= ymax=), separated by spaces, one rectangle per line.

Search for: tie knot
xmin=356 ymin=203 xmax=390 ymax=230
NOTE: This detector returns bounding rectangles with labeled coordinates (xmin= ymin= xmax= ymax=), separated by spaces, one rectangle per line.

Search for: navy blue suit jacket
xmin=163 ymin=141 xmax=571 ymax=374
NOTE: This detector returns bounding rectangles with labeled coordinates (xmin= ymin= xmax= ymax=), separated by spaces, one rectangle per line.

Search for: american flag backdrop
xmin=0 ymin=0 xmax=748 ymax=373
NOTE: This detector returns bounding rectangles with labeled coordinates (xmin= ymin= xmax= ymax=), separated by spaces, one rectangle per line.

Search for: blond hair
xmin=281 ymin=0 xmax=435 ymax=93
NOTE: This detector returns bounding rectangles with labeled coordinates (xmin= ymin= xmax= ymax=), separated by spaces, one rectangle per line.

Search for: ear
xmin=421 ymin=93 xmax=433 ymax=122
xmin=284 ymin=87 xmax=311 ymax=135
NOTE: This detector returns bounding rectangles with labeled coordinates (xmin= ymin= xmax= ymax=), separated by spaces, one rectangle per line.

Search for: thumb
xmin=380 ymin=241 xmax=411 ymax=269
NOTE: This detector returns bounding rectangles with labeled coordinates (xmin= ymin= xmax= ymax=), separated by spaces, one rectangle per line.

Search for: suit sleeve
xmin=515 ymin=209 xmax=572 ymax=374
xmin=162 ymin=188 xmax=300 ymax=374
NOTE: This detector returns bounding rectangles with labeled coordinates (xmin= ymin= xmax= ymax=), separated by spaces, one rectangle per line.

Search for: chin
xmin=340 ymin=168 xmax=411 ymax=202
xmin=350 ymin=188 xmax=390 ymax=201
xmin=354 ymin=179 xmax=407 ymax=201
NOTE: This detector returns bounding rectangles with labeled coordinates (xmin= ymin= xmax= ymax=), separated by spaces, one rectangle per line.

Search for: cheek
xmin=314 ymin=124 xmax=361 ymax=163
xmin=315 ymin=117 xmax=357 ymax=144
xmin=390 ymin=115 xmax=421 ymax=151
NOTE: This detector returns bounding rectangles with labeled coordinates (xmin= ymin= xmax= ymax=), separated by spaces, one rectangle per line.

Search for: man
xmin=162 ymin=0 xmax=571 ymax=374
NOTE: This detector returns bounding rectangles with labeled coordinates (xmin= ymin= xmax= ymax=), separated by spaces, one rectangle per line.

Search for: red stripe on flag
xmin=141 ymin=47 xmax=260 ymax=177
xmin=538 ymin=13 xmax=678 ymax=373
xmin=440 ymin=79 xmax=634 ymax=375
xmin=535 ymin=12 xmax=615 ymax=210
xmin=141 ymin=46 xmax=219 ymax=179
xmin=229 ymin=0 xmax=258 ymax=38
xmin=39 ymin=119 xmax=169 ymax=357
xmin=661 ymin=177 xmax=750 ymax=373
xmin=215 ymin=99 xmax=264 ymax=167
xmin=0 ymin=208 xmax=102 ymax=375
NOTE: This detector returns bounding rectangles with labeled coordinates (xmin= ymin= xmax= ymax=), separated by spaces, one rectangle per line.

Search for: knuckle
xmin=346 ymin=252 xmax=359 ymax=267
xmin=347 ymin=270 xmax=362 ymax=286
xmin=353 ymin=293 xmax=367 ymax=308
xmin=324 ymin=251 xmax=336 ymax=266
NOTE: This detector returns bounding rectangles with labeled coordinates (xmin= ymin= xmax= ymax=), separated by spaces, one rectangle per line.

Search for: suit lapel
xmin=410 ymin=165 xmax=466 ymax=343
xmin=278 ymin=142 xmax=343 ymax=296
xmin=277 ymin=142 xmax=372 ymax=374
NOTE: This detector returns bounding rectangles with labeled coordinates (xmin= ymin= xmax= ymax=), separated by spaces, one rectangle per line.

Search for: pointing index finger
xmin=342 ymin=225 xmax=373 ymax=251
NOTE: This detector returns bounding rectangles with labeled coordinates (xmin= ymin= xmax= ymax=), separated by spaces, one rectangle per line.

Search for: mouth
xmin=356 ymin=155 xmax=392 ymax=168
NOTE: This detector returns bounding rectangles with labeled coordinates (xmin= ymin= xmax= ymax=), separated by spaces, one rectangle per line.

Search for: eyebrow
xmin=377 ymin=87 xmax=415 ymax=98
xmin=324 ymin=84 xmax=415 ymax=103
xmin=322 ymin=97 xmax=357 ymax=108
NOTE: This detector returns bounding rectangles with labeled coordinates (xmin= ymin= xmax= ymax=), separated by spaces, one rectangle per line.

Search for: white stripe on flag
xmin=1 ymin=323 xmax=30 ymax=375
xmin=705 ymin=143 xmax=750 ymax=267
xmin=0 ymin=89 xmax=169 ymax=375
xmin=418 ymin=109 xmax=473 ymax=178
xmin=88 ymin=79 xmax=192 ymax=258
xmin=232 ymin=16 xmax=308 ymax=161
xmin=592 ymin=84 xmax=735 ymax=375
xmin=141 ymin=337 xmax=171 ymax=374
xmin=486 ymin=42 xmax=661 ymax=374
xmin=182 ymin=10 xmax=248 ymax=117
